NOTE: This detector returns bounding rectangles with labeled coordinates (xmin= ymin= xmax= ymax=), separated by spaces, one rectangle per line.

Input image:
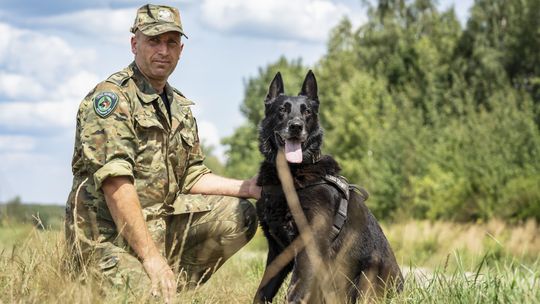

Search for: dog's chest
xmin=256 ymin=193 xmax=298 ymax=243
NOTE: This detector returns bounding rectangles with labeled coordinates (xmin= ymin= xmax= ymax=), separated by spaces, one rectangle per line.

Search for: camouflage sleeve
xmin=78 ymin=82 xmax=137 ymax=190
xmin=180 ymin=117 xmax=211 ymax=193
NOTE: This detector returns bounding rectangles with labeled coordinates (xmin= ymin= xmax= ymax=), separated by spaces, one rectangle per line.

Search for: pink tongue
xmin=285 ymin=140 xmax=303 ymax=163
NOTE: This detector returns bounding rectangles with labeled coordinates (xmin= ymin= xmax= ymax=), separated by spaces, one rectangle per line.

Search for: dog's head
xmin=259 ymin=70 xmax=323 ymax=164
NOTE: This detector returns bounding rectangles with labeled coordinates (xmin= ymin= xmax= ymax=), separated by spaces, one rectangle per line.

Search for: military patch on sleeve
xmin=93 ymin=92 xmax=119 ymax=118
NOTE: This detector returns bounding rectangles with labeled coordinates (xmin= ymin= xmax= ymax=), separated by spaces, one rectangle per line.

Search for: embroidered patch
xmin=93 ymin=92 xmax=118 ymax=118
xmin=158 ymin=9 xmax=173 ymax=22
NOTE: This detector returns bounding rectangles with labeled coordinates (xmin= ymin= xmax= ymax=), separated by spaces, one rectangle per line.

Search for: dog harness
xmin=262 ymin=175 xmax=369 ymax=243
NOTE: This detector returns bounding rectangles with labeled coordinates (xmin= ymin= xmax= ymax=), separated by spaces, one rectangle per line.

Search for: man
xmin=65 ymin=4 xmax=260 ymax=302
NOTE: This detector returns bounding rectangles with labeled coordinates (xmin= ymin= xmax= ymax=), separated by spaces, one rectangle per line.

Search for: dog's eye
xmin=279 ymin=105 xmax=287 ymax=114
xmin=304 ymin=108 xmax=312 ymax=116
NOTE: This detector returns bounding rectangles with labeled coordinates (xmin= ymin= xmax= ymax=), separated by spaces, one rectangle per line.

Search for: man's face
xmin=131 ymin=31 xmax=183 ymax=83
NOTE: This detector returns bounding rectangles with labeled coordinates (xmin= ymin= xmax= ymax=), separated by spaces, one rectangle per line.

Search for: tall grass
xmin=0 ymin=220 xmax=538 ymax=303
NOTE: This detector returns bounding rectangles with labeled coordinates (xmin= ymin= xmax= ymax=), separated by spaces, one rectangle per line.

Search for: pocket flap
xmin=134 ymin=113 xmax=165 ymax=130
xmin=171 ymin=194 xmax=212 ymax=214
xmin=180 ymin=128 xmax=195 ymax=147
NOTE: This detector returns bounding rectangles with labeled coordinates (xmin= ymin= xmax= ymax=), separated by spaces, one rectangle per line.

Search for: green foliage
xmin=223 ymin=57 xmax=308 ymax=178
xmin=224 ymin=0 xmax=540 ymax=221
xmin=200 ymin=141 xmax=226 ymax=176
xmin=0 ymin=196 xmax=64 ymax=229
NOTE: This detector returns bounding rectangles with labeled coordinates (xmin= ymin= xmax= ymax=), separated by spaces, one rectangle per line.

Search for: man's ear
xmin=179 ymin=42 xmax=184 ymax=56
xmin=265 ymin=72 xmax=284 ymax=104
xmin=131 ymin=35 xmax=137 ymax=55
xmin=299 ymin=70 xmax=318 ymax=101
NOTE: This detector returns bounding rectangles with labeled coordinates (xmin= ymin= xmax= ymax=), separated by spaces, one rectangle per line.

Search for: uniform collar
xmin=129 ymin=62 xmax=194 ymax=107
xmin=130 ymin=62 xmax=162 ymax=104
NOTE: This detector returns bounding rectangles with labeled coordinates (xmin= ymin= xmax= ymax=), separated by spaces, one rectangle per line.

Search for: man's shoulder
xmin=87 ymin=65 xmax=137 ymax=101
xmin=105 ymin=65 xmax=135 ymax=88
xmin=78 ymin=66 xmax=136 ymax=119
xmin=171 ymin=87 xmax=195 ymax=106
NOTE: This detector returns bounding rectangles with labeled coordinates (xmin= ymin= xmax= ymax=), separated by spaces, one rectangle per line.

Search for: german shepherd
xmin=254 ymin=71 xmax=403 ymax=303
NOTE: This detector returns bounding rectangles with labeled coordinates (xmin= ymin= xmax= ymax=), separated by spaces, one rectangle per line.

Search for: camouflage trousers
xmin=66 ymin=195 xmax=257 ymax=293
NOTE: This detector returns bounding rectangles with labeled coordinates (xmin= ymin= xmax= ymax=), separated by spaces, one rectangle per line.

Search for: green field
xmin=0 ymin=219 xmax=538 ymax=303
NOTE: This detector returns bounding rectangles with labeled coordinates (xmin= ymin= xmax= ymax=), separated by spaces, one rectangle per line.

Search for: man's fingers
xmin=160 ymin=274 xmax=175 ymax=303
xmin=143 ymin=255 xmax=176 ymax=302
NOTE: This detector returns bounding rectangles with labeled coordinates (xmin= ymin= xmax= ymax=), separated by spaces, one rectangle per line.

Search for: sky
xmin=0 ymin=0 xmax=473 ymax=204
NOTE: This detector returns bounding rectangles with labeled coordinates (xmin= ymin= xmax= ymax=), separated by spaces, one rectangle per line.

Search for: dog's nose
xmin=289 ymin=121 xmax=303 ymax=134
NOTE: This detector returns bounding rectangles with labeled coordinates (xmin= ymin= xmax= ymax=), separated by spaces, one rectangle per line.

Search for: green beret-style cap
xmin=130 ymin=4 xmax=188 ymax=38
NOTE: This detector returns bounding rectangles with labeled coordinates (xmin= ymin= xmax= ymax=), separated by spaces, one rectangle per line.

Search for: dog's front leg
xmin=286 ymin=211 xmax=335 ymax=304
xmin=286 ymin=249 xmax=323 ymax=304
xmin=254 ymin=239 xmax=294 ymax=303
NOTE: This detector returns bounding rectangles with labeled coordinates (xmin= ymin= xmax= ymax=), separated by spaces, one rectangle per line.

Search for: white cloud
xmin=0 ymin=72 xmax=46 ymax=99
xmin=56 ymin=71 xmax=101 ymax=102
xmin=0 ymin=23 xmax=96 ymax=87
xmin=33 ymin=8 xmax=135 ymax=45
xmin=197 ymin=119 xmax=226 ymax=161
xmin=0 ymin=136 xmax=37 ymax=152
xmin=0 ymin=100 xmax=79 ymax=129
xmin=0 ymin=22 xmax=99 ymax=128
xmin=200 ymin=0 xmax=362 ymax=42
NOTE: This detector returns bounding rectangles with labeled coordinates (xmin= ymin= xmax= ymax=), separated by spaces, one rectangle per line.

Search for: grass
xmin=0 ymin=220 xmax=538 ymax=303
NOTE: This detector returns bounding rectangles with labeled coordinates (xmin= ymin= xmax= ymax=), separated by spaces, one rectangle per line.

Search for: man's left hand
xmin=247 ymin=175 xmax=262 ymax=200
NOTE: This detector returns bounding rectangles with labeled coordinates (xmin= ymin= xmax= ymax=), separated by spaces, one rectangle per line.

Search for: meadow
xmin=0 ymin=218 xmax=538 ymax=303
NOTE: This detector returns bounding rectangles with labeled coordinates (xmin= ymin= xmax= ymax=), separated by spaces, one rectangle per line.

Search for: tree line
xmin=0 ymin=196 xmax=64 ymax=229
xmin=220 ymin=0 xmax=540 ymax=222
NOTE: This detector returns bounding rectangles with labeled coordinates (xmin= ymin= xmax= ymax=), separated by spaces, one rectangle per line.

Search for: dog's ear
xmin=299 ymin=70 xmax=318 ymax=102
xmin=266 ymin=72 xmax=284 ymax=104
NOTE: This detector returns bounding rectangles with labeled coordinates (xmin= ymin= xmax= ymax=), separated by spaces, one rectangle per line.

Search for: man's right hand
xmin=143 ymin=254 xmax=176 ymax=303
xmin=102 ymin=177 xmax=177 ymax=302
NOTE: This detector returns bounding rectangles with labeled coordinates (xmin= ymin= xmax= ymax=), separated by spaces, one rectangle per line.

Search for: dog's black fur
xmin=254 ymin=71 xmax=403 ymax=303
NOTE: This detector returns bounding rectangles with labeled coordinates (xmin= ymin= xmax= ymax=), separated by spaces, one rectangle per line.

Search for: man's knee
xmin=226 ymin=198 xmax=257 ymax=242
xmin=241 ymin=199 xmax=257 ymax=239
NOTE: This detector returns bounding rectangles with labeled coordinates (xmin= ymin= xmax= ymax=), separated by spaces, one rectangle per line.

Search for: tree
xmin=224 ymin=0 xmax=540 ymax=221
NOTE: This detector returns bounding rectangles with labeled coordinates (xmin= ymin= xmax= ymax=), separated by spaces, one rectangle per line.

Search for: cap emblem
xmin=158 ymin=10 xmax=173 ymax=22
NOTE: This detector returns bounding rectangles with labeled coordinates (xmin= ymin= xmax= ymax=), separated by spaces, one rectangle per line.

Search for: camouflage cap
xmin=130 ymin=4 xmax=188 ymax=38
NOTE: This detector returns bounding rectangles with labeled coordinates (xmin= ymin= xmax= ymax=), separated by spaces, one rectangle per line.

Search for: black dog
xmin=254 ymin=71 xmax=403 ymax=303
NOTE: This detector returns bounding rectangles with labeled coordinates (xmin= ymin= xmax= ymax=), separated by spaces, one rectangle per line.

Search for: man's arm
xmin=102 ymin=176 xmax=175 ymax=302
xmin=188 ymin=173 xmax=261 ymax=199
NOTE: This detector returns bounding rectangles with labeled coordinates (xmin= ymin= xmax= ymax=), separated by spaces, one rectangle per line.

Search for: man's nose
xmin=156 ymin=42 xmax=169 ymax=55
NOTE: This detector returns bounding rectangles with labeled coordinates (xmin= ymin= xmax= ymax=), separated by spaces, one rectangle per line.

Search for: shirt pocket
xmin=170 ymin=115 xmax=196 ymax=183
xmin=133 ymin=113 xmax=169 ymax=206
xmin=133 ymin=113 xmax=166 ymax=171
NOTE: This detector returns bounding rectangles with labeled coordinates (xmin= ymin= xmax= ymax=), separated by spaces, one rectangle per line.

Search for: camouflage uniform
xmin=65 ymin=4 xmax=257 ymax=293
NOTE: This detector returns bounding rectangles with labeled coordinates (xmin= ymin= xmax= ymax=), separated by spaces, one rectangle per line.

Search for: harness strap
xmin=322 ymin=175 xmax=350 ymax=200
xmin=263 ymin=174 xmax=368 ymax=243
xmin=320 ymin=175 xmax=349 ymax=241
xmin=330 ymin=195 xmax=348 ymax=241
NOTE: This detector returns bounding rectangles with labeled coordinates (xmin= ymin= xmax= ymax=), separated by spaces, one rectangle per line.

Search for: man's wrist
xmin=138 ymin=245 xmax=163 ymax=262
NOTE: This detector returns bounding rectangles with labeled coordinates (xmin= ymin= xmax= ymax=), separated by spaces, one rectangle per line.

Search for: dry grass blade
xmin=274 ymin=148 xmax=336 ymax=303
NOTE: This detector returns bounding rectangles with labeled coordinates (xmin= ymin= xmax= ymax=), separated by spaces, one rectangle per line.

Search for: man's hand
xmin=247 ymin=175 xmax=262 ymax=200
xmin=143 ymin=255 xmax=176 ymax=303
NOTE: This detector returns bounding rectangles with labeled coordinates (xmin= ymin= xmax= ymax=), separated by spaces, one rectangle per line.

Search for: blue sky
xmin=0 ymin=0 xmax=473 ymax=204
